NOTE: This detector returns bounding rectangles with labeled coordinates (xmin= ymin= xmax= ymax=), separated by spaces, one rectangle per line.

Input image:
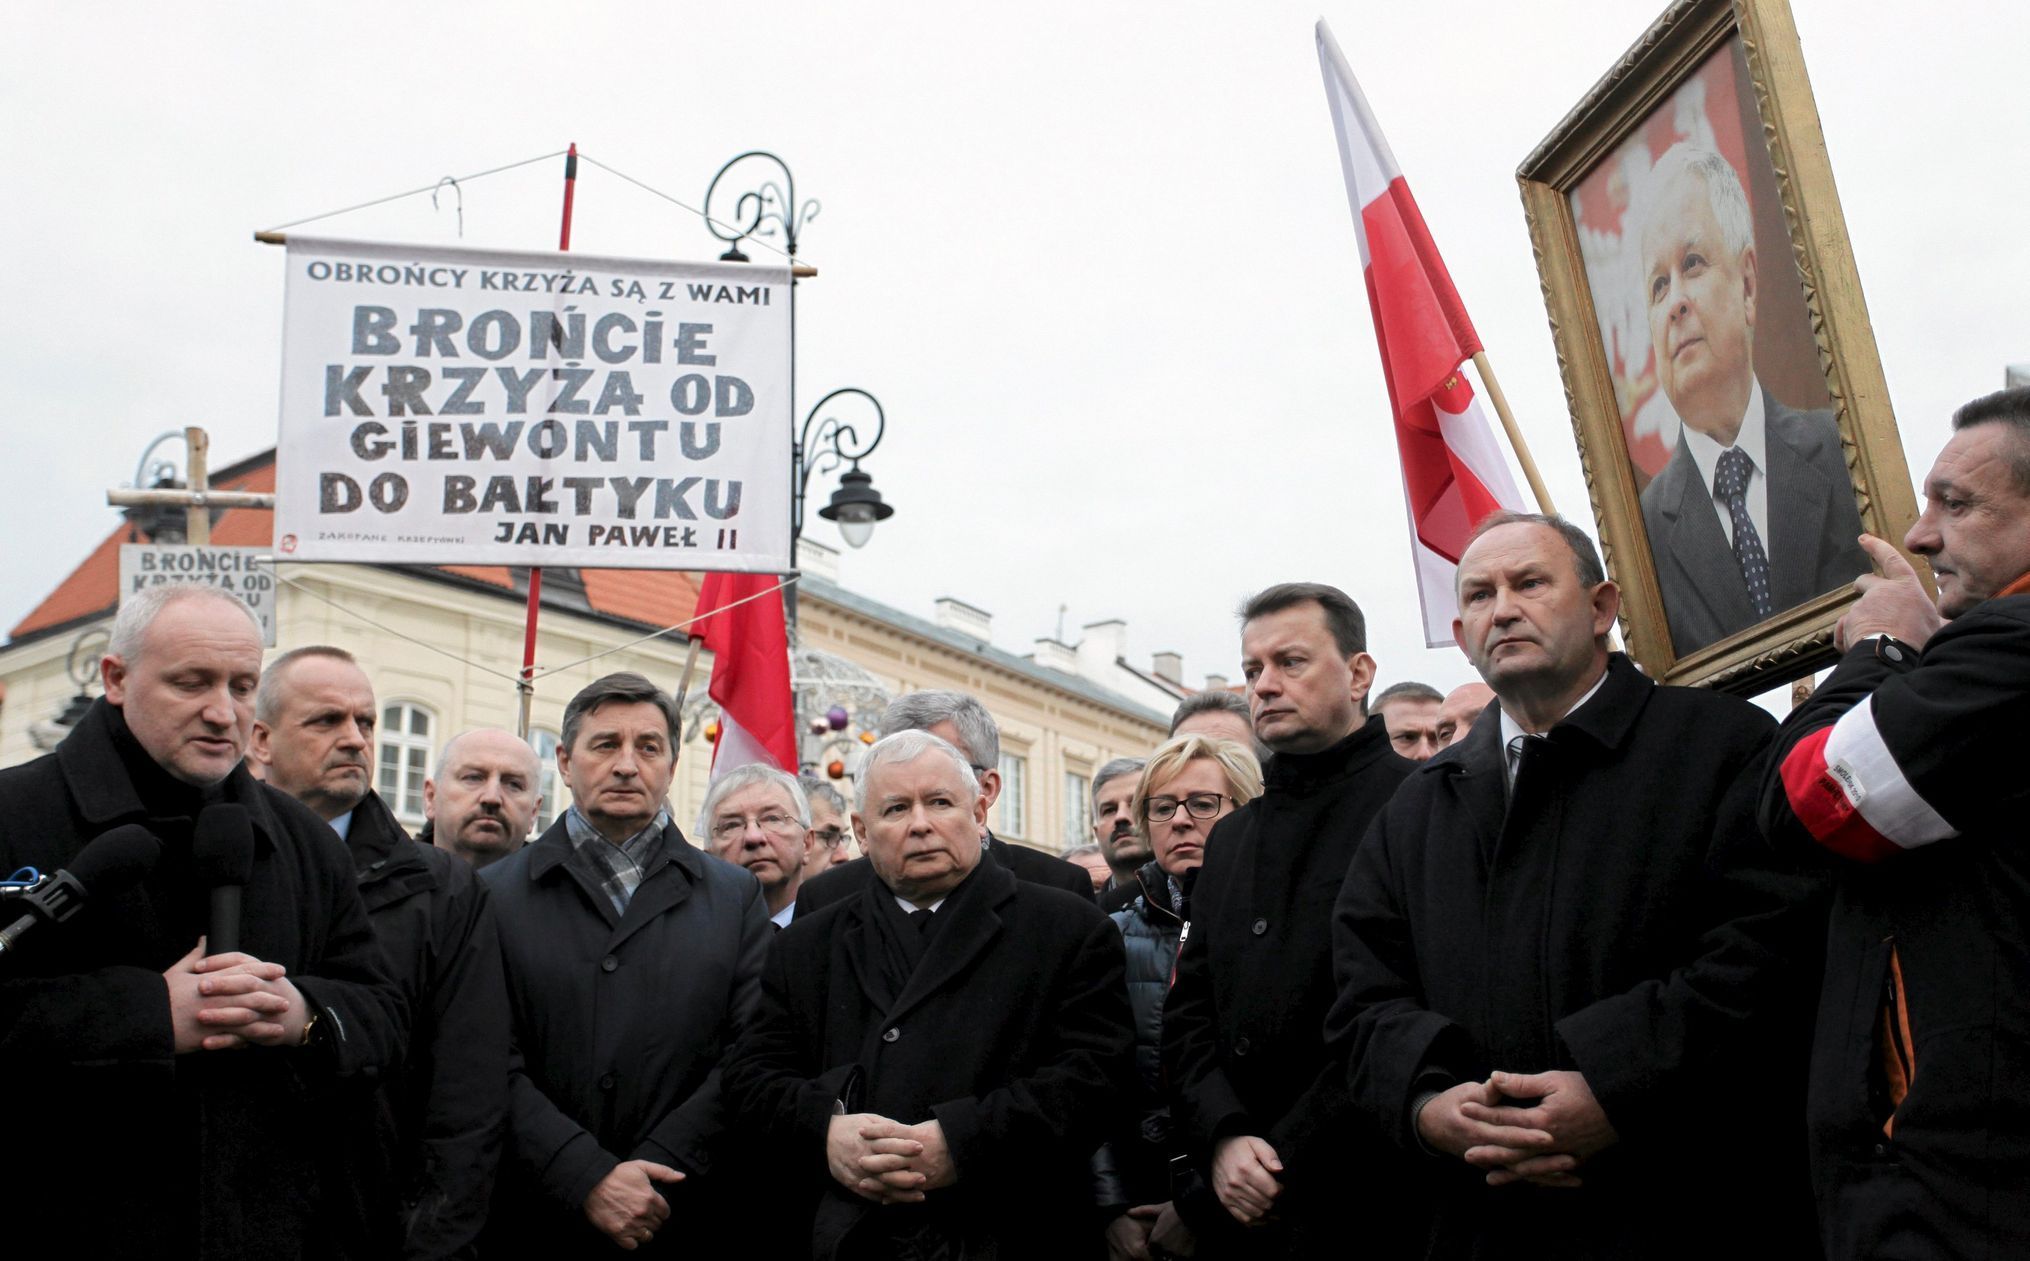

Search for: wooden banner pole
xmin=1469 ymin=350 xmax=1556 ymax=517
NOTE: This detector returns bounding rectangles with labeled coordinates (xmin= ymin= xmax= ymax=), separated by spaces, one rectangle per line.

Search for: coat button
xmin=599 ymin=1073 xmax=616 ymax=1091
xmin=1873 ymin=1142 xmax=1888 ymax=1157
xmin=1234 ymin=1036 xmax=1252 ymax=1057
xmin=601 ymin=955 xmax=618 ymax=973
xmin=1251 ymin=918 xmax=1268 ymax=936
xmin=882 ymin=1028 xmax=900 ymax=1043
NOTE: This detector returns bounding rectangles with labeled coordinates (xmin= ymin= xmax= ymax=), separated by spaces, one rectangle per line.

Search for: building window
xmin=996 ymin=752 xmax=1027 ymax=839
xmin=532 ymin=729 xmax=563 ymax=832
xmin=377 ymin=701 xmax=436 ymax=828
xmin=1064 ymin=771 xmax=1090 ymax=852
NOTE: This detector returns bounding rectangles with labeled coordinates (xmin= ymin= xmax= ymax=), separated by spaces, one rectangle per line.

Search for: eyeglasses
xmin=709 ymin=811 xmax=806 ymax=841
xmin=811 ymin=825 xmax=847 ymax=849
xmin=1142 ymin=792 xmax=1233 ymax=822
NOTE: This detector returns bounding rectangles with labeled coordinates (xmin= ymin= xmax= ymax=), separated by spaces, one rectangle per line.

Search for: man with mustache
xmin=425 ymin=728 xmax=543 ymax=871
xmin=1090 ymin=756 xmax=1147 ymax=912
xmin=1329 ymin=513 xmax=1825 ymax=1256
xmin=1635 ymin=143 xmax=1867 ymax=655
xmin=251 ymin=645 xmax=509 ymax=1259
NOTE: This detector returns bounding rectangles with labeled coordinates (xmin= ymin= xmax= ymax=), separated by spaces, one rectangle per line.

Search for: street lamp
xmin=702 ymin=153 xmax=898 ymax=626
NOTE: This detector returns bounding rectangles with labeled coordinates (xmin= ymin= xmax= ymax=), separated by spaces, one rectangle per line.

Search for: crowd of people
xmin=2 ymin=386 xmax=2027 ymax=1259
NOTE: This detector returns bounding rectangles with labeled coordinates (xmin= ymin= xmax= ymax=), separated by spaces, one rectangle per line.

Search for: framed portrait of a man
xmin=1518 ymin=0 xmax=1925 ymax=693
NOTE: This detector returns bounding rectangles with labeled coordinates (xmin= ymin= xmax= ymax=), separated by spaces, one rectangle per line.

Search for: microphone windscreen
xmin=69 ymin=824 xmax=164 ymax=893
xmin=192 ymin=804 xmax=256 ymax=886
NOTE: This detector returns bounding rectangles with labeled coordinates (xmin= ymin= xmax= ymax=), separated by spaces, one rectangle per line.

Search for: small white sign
xmin=119 ymin=545 xmax=278 ymax=646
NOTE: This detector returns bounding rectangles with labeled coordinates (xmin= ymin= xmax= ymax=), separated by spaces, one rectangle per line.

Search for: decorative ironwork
xmin=702 ymin=150 xmax=820 ymax=262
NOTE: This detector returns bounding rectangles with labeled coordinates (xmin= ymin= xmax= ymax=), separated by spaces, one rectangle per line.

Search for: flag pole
xmin=517 ymin=143 xmax=577 ymax=740
xmin=1468 ymin=350 xmax=1556 ymax=517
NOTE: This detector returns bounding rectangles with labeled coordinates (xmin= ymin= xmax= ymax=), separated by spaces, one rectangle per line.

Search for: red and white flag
xmin=693 ymin=571 xmax=799 ymax=776
xmin=1316 ymin=19 xmax=1526 ymax=647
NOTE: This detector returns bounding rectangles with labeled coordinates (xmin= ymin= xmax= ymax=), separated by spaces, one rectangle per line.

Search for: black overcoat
xmin=723 ymin=858 xmax=1136 ymax=1259
xmin=0 ymin=699 xmax=406 ymax=1259
xmin=1332 ymin=656 xmax=1825 ymax=1257
xmin=344 ymin=790 xmax=507 ymax=1261
xmin=1758 ymin=600 xmax=2030 ymax=1258
xmin=481 ymin=813 xmax=769 ymax=1254
xmin=1160 ymin=716 xmax=1420 ymax=1257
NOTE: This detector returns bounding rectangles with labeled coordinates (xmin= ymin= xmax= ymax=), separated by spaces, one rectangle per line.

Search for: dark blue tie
xmin=1714 ymin=447 xmax=1773 ymax=619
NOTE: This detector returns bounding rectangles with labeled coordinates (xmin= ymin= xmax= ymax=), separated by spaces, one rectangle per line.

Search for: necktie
xmin=1714 ymin=447 xmax=1773 ymax=619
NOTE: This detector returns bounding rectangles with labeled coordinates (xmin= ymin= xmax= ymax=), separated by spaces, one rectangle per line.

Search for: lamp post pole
xmin=702 ymin=153 xmax=896 ymax=630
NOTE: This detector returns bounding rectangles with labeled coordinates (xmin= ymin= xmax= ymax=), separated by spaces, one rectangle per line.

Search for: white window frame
xmin=1063 ymin=770 xmax=1090 ymax=852
xmin=531 ymin=728 xmax=564 ymax=833
xmin=996 ymin=751 xmax=1028 ymax=840
xmin=376 ymin=700 xmax=437 ymax=829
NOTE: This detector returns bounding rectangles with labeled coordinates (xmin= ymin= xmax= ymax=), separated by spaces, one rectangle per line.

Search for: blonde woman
xmin=1097 ymin=733 xmax=1262 ymax=1261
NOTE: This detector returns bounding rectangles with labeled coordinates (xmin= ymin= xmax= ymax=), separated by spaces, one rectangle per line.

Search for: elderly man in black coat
xmin=483 ymin=671 xmax=769 ymax=1255
xmin=0 ymin=585 xmax=405 ymax=1259
xmin=1330 ymin=512 xmax=1825 ymax=1257
xmin=249 ymin=644 xmax=507 ymax=1259
xmin=795 ymin=690 xmax=1095 ymax=917
xmin=725 ymin=729 xmax=1135 ymax=1259
xmin=1160 ymin=582 xmax=1421 ymax=1258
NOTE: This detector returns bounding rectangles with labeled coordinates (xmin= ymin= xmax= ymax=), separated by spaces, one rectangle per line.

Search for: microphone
xmin=0 ymin=824 xmax=163 ymax=955
xmin=193 ymin=805 xmax=255 ymax=957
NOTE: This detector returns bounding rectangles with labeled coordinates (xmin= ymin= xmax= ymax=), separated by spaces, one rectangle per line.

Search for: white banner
xmin=119 ymin=546 xmax=278 ymax=646
xmin=274 ymin=237 xmax=792 ymax=571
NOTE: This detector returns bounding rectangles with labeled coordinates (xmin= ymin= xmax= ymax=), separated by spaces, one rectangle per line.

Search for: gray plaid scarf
xmin=563 ymin=804 xmax=670 ymax=916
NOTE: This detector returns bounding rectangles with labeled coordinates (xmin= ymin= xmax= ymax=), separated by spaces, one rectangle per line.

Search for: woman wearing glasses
xmin=1097 ymin=733 xmax=1263 ymax=1261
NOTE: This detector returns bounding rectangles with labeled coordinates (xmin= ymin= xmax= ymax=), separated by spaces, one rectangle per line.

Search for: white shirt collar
xmin=893 ymin=895 xmax=946 ymax=914
xmin=770 ymin=902 xmax=795 ymax=929
xmin=329 ymin=809 xmax=355 ymax=841
xmin=1679 ymin=377 xmax=1766 ymax=492
xmin=1498 ymin=665 xmax=1610 ymax=756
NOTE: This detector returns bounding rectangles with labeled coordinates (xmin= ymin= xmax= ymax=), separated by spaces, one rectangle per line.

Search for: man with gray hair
xmin=0 ymin=584 xmax=405 ymax=1255
xmin=725 ymin=729 xmax=1135 ymax=1257
xmin=702 ymin=764 xmax=813 ymax=930
xmin=1090 ymin=756 xmax=1147 ymax=911
xmin=795 ymin=690 xmax=1094 ymax=916
xmin=1635 ymin=141 xmax=1866 ymax=654
xmin=1171 ymin=689 xmax=1270 ymax=763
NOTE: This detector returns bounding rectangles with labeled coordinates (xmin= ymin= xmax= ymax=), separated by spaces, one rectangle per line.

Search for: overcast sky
xmin=5 ymin=2 xmax=2022 ymax=703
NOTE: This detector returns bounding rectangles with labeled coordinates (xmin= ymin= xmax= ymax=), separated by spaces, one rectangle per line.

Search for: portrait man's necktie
xmin=1714 ymin=446 xmax=1773 ymax=618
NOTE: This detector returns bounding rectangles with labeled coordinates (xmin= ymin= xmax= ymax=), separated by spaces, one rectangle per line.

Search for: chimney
xmin=934 ymin=597 xmax=993 ymax=642
xmin=797 ymin=536 xmax=841 ymax=584
xmin=1152 ymin=651 xmax=1184 ymax=685
xmin=1203 ymin=672 xmax=1229 ymax=692
xmin=1029 ymin=637 xmax=1078 ymax=673
xmin=1077 ymin=620 xmax=1128 ymax=678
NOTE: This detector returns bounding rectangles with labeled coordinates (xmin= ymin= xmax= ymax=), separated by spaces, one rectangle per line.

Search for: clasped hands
xmin=1416 ymin=1070 xmax=1619 ymax=1189
xmin=163 ymin=938 xmax=311 ymax=1052
xmin=826 ymin=1112 xmax=956 ymax=1204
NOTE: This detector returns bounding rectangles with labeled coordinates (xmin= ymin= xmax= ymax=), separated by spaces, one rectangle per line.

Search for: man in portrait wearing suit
xmin=1635 ymin=142 xmax=1868 ymax=655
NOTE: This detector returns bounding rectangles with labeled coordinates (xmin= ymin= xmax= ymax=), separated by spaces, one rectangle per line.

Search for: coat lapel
xmin=1655 ymin=437 xmax=1756 ymax=635
xmin=1443 ymin=705 xmax=1509 ymax=870
xmin=1762 ymin=396 xmax=1837 ymax=609
xmin=607 ymin=821 xmax=701 ymax=949
xmin=843 ymin=880 xmax=897 ymax=1013
xmin=884 ymin=861 xmax=1015 ymax=1028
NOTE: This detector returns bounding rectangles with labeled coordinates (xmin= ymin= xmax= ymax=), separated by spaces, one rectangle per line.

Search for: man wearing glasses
xmin=704 ymin=765 xmax=817 ymax=930
xmin=799 ymin=775 xmax=858 ymax=879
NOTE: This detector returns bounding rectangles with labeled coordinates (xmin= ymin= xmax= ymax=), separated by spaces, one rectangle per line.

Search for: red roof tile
xmin=11 ymin=450 xmax=704 ymax=641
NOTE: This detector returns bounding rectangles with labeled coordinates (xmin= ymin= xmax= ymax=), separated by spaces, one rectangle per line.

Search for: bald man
xmin=425 ymin=729 xmax=544 ymax=870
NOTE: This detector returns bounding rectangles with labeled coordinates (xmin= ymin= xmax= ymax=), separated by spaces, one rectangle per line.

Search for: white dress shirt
xmin=1677 ymin=379 xmax=1768 ymax=549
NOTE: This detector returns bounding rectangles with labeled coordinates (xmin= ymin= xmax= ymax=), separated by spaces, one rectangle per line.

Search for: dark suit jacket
xmin=794 ymin=831 xmax=1094 ymax=917
xmin=481 ymin=815 xmax=769 ymax=1254
xmin=724 ymin=858 xmax=1135 ymax=1258
xmin=1332 ymin=656 xmax=1826 ymax=1257
xmin=1639 ymin=389 xmax=1868 ymax=655
xmin=344 ymin=792 xmax=507 ymax=1261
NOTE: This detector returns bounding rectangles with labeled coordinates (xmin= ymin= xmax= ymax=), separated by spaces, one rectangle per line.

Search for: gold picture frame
xmin=1517 ymin=0 xmax=1925 ymax=694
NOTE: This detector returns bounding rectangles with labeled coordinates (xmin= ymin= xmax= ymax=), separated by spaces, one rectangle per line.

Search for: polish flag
xmin=1316 ymin=20 xmax=1526 ymax=647
xmin=693 ymin=571 xmax=799 ymax=776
